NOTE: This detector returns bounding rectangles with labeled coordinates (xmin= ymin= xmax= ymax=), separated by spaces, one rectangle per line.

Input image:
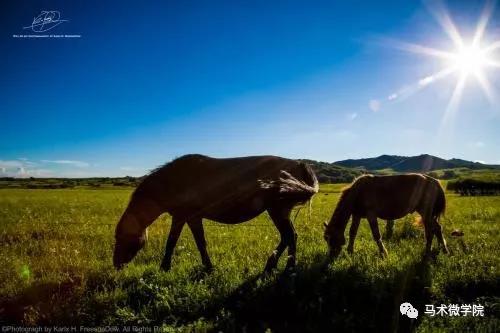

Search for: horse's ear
xmin=323 ymin=222 xmax=328 ymax=229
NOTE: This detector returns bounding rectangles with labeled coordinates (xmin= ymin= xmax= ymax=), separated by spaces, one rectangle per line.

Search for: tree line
xmin=447 ymin=178 xmax=500 ymax=196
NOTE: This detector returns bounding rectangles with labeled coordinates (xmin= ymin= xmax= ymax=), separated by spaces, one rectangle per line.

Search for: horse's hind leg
xmin=347 ymin=215 xmax=361 ymax=254
xmin=367 ymin=214 xmax=388 ymax=257
xmin=265 ymin=206 xmax=295 ymax=272
xmin=187 ymin=218 xmax=213 ymax=271
xmin=384 ymin=220 xmax=394 ymax=240
xmin=160 ymin=216 xmax=186 ymax=271
xmin=433 ymin=219 xmax=449 ymax=254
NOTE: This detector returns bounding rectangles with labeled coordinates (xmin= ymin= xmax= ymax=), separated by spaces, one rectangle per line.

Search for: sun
xmin=384 ymin=1 xmax=499 ymax=109
xmin=450 ymin=44 xmax=489 ymax=76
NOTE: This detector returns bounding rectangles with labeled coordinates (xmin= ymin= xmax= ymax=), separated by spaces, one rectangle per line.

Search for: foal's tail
xmin=432 ymin=181 xmax=446 ymax=222
xmin=414 ymin=178 xmax=446 ymax=226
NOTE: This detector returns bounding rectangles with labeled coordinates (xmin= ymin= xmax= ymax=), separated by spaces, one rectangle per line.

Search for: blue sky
xmin=1 ymin=0 xmax=499 ymax=177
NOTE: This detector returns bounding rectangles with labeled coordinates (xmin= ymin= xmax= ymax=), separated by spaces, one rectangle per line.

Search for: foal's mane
xmin=327 ymin=174 xmax=372 ymax=232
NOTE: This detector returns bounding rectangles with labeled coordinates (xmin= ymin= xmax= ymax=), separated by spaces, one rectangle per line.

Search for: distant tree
xmin=442 ymin=170 xmax=456 ymax=179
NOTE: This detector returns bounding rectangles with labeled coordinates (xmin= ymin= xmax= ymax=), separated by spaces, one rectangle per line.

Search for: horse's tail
xmin=259 ymin=163 xmax=319 ymax=205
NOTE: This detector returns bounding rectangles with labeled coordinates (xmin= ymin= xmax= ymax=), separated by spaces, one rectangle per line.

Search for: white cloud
xmin=388 ymin=93 xmax=398 ymax=101
xmin=41 ymin=160 xmax=90 ymax=168
xmin=0 ymin=160 xmax=25 ymax=168
xmin=369 ymin=99 xmax=381 ymax=112
xmin=0 ymin=158 xmax=87 ymax=177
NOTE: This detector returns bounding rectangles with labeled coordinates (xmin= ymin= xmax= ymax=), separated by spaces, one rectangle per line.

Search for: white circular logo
xmin=400 ymin=302 xmax=419 ymax=318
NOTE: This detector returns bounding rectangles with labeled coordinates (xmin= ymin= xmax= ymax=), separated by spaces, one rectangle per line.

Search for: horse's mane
xmin=328 ymin=174 xmax=373 ymax=232
xmin=147 ymin=154 xmax=207 ymax=176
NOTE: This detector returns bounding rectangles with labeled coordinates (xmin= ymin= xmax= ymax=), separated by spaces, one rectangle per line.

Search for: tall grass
xmin=0 ymin=186 xmax=498 ymax=331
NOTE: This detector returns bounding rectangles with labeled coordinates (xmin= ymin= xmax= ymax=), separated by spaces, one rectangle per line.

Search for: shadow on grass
xmin=1 ymin=255 xmax=440 ymax=330
xmin=0 ymin=277 xmax=84 ymax=324
xmin=210 ymin=253 xmax=434 ymax=333
xmin=0 ymin=271 xmax=118 ymax=325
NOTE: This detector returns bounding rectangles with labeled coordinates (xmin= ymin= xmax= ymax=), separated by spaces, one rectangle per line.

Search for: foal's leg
xmin=433 ymin=219 xmax=449 ymax=254
xmin=421 ymin=212 xmax=434 ymax=257
xmin=347 ymin=215 xmax=361 ymax=254
xmin=367 ymin=214 xmax=388 ymax=257
xmin=160 ymin=216 xmax=186 ymax=271
xmin=187 ymin=218 xmax=213 ymax=271
xmin=265 ymin=206 xmax=295 ymax=272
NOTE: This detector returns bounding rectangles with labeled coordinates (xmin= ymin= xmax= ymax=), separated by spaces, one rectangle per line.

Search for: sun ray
xmin=439 ymin=74 xmax=467 ymax=138
xmin=384 ymin=0 xmax=499 ymax=123
xmin=472 ymin=0 xmax=495 ymax=47
xmin=426 ymin=0 xmax=464 ymax=49
xmin=485 ymin=59 xmax=500 ymax=68
xmin=386 ymin=39 xmax=455 ymax=60
xmin=474 ymin=71 xmax=496 ymax=105
xmin=483 ymin=40 xmax=500 ymax=53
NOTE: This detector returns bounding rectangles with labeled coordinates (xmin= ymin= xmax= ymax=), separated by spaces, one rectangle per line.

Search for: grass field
xmin=0 ymin=185 xmax=499 ymax=331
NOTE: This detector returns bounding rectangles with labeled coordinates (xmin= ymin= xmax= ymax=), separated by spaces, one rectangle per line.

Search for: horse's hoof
xmin=284 ymin=255 xmax=296 ymax=271
xmin=347 ymin=247 xmax=354 ymax=254
xmin=285 ymin=263 xmax=296 ymax=271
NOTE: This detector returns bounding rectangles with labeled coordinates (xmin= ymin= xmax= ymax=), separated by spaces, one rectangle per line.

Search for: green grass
xmin=0 ymin=186 xmax=499 ymax=331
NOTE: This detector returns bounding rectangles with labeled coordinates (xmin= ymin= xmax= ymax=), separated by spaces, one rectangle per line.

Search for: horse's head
xmin=113 ymin=230 xmax=148 ymax=269
xmin=323 ymin=221 xmax=345 ymax=259
xmin=113 ymin=209 xmax=148 ymax=270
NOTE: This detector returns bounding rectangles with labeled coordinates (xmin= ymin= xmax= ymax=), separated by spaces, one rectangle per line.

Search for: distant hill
xmin=299 ymin=159 xmax=364 ymax=183
xmin=334 ymin=154 xmax=500 ymax=172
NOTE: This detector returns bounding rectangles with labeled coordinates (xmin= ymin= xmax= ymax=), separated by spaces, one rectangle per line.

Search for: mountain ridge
xmin=333 ymin=154 xmax=499 ymax=172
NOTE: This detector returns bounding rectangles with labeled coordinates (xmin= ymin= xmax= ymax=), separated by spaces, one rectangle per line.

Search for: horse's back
xmin=139 ymin=154 xmax=311 ymax=222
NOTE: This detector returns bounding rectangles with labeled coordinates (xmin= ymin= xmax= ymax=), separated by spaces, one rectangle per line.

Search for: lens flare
xmin=384 ymin=1 xmax=499 ymax=110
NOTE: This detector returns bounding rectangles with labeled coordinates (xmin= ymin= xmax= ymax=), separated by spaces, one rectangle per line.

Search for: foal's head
xmin=323 ymin=185 xmax=355 ymax=259
xmin=323 ymin=222 xmax=346 ymax=259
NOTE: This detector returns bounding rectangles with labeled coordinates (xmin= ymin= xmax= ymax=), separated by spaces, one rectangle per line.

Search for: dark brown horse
xmin=113 ymin=154 xmax=318 ymax=272
xmin=324 ymin=174 xmax=448 ymax=258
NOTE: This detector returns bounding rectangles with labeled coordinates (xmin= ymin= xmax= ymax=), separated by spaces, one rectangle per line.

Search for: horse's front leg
xmin=367 ymin=214 xmax=388 ymax=257
xmin=160 ymin=217 xmax=186 ymax=271
xmin=347 ymin=215 xmax=361 ymax=254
